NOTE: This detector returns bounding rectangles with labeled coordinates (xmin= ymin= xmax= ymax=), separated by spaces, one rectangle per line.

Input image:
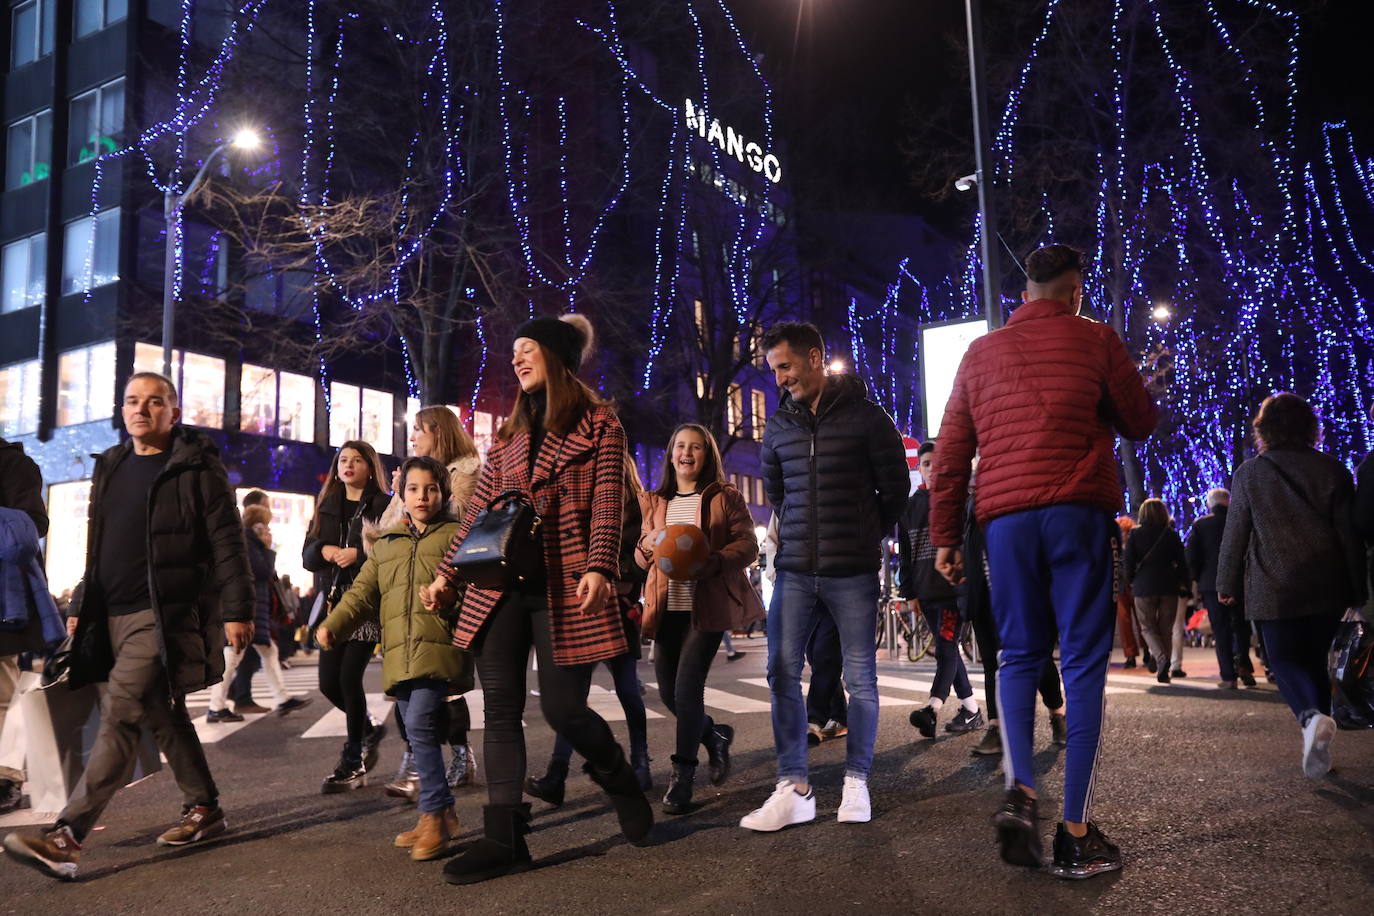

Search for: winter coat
xmin=70 ymin=426 xmax=254 ymax=694
xmin=636 ymin=482 xmax=765 ymax=638
xmin=1185 ymin=507 xmax=1228 ymax=593
xmin=437 ymin=404 xmax=628 ymax=666
xmin=929 ymin=298 xmax=1159 ymax=547
xmin=321 ymin=517 xmax=473 ymax=695
xmin=376 ymin=456 xmax=482 ymax=532
xmin=302 ymin=483 xmax=391 ymax=641
xmin=1216 ymin=447 xmax=1368 ymax=621
xmin=1358 ymin=452 xmax=1374 ymax=616
xmin=245 ymin=527 xmax=276 ymax=647
xmin=897 ymin=487 xmax=959 ymax=604
xmin=0 ymin=508 xmax=64 ymax=654
xmin=0 ymin=439 xmax=47 ymax=537
xmin=1123 ymin=522 xmax=1189 ymax=598
xmin=760 ymin=374 xmax=909 ymax=576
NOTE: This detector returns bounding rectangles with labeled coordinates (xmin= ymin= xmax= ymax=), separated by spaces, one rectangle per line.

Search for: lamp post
xmin=964 ymin=0 xmax=1002 ymax=329
xmin=161 ymin=128 xmax=261 ymax=377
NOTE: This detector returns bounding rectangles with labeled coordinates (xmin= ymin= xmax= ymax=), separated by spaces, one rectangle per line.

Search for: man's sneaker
xmin=1171 ymin=668 xmax=1187 ymax=679
xmin=992 ymin=787 xmax=1043 ymax=868
xmin=806 ymin=723 xmax=823 ymax=747
xmin=3 ymin=825 xmax=80 ymax=880
xmin=448 ymin=743 xmax=478 ymax=789
xmin=1301 ymin=712 xmax=1337 ymax=779
xmin=206 ymin=708 xmax=244 ymax=723
xmin=909 ymin=705 xmax=938 ymax=738
xmin=1048 ymin=822 xmax=1122 ymax=880
xmin=971 ymin=723 xmax=1003 ymax=756
xmin=739 ymin=780 xmax=816 ymax=832
xmin=157 ymin=805 xmax=228 ymax=847
xmin=820 ymin=719 xmax=848 ymax=741
xmin=1049 ymin=712 xmax=1068 ymax=747
xmin=836 ymin=776 xmax=871 ymax=824
xmin=945 ymin=707 xmax=984 ymax=734
xmin=275 ymin=697 xmax=311 ymax=716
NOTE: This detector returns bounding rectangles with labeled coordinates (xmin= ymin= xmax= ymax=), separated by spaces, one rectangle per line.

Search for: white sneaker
xmin=837 ymin=775 xmax=870 ymax=823
xmin=739 ymin=780 xmax=816 ymax=832
xmin=1301 ymin=712 xmax=1336 ymax=779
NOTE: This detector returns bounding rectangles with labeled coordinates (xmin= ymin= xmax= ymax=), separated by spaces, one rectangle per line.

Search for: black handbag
xmin=447 ymin=489 xmax=543 ymax=590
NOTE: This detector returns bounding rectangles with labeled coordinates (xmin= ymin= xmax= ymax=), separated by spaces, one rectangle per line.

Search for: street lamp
xmin=161 ymin=128 xmax=262 ymax=376
xmin=1152 ymin=303 xmax=1172 ymax=322
xmin=828 ymin=359 xmax=846 ymax=373
xmin=963 ymin=0 xmax=1001 ymax=329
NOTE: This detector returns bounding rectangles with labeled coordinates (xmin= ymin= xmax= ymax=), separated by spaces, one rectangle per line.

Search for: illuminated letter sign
xmin=684 ymin=99 xmax=781 ymax=184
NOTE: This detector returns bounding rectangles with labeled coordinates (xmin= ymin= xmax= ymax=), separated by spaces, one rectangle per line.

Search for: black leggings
xmin=393 ymin=696 xmax=471 ymax=749
xmin=654 ymin=612 xmax=723 ymax=763
xmin=970 ymin=598 xmax=1063 ymax=721
xmin=318 ymin=640 xmax=375 ymax=750
xmin=474 ymin=592 xmax=622 ymax=806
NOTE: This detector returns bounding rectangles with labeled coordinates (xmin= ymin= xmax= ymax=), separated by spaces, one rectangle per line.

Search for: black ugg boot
xmin=525 ymin=758 xmax=569 ymax=807
xmin=442 ymin=803 xmax=533 ymax=886
xmin=661 ymin=757 xmax=696 ymax=815
xmin=701 ymin=722 xmax=734 ymax=786
xmin=584 ymin=745 xmax=654 ymax=844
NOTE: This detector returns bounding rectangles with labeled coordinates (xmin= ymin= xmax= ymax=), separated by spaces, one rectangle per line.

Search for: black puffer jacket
xmin=70 ymin=426 xmax=254 ymax=694
xmin=245 ymin=527 xmax=277 ymax=647
xmin=1185 ymin=507 xmax=1227 ymax=593
xmin=302 ymin=483 xmax=391 ymax=599
xmin=761 ymin=374 xmax=909 ymax=576
xmin=1124 ymin=522 xmax=1188 ymax=598
xmin=0 ymin=438 xmax=47 ymax=536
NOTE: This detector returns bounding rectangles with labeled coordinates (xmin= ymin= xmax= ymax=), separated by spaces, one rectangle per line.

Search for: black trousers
xmin=653 ymin=611 xmax=723 ymax=763
xmin=318 ymin=639 xmax=376 ymax=752
xmin=971 ymin=594 xmax=1063 ymax=720
xmin=1202 ymin=591 xmax=1254 ymax=681
xmin=805 ymin=608 xmax=847 ymax=727
xmin=474 ymin=592 xmax=622 ymax=806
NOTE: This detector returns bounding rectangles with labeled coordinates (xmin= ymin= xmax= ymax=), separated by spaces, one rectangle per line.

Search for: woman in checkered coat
xmin=424 ymin=314 xmax=652 ymax=885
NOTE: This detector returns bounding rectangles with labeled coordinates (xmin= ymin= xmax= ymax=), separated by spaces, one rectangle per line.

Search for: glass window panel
xmin=755 ymin=478 xmax=765 ymax=507
xmin=57 ymin=342 xmax=115 ymax=426
xmin=133 ymin=340 xmax=182 ymax=379
xmin=329 ymin=382 xmax=360 ymax=447
xmin=12 ymin=3 xmax=38 ymax=69
xmin=92 ymin=209 xmax=119 ymax=288
xmin=0 ymin=360 xmax=41 ymax=436
xmin=278 ymin=371 xmax=315 ymax=443
xmin=752 ymin=389 xmax=767 ymax=439
xmin=40 ymin=0 xmax=53 ymax=56
xmin=361 ymin=388 xmax=394 ymax=455
xmin=240 ymin=363 xmax=277 ymax=435
xmin=728 ymin=386 xmax=743 ymax=434
xmin=26 ymin=234 xmax=46 ymax=308
xmin=6 ymin=118 xmax=33 ymax=189
xmin=2 ymin=239 xmax=31 ymax=314
xmin=98 ymin=79 xmax=124 ymax=147
xmin=180 ymin=352 xmax=224 ymax=427
xmin=472 ymin=410 xmax=494 ymax=458
xmin=74 ymin=0 xmax=101 ymax=38
xmin=61 ymin=216 xmax=94 ymax=294
xmin=44 ymin=481 xmax=92 ymax=596
xmin=69 ymin=91 xmax=97 ymax=164
xmin=107 ymin=0 xmax=127 ymax=27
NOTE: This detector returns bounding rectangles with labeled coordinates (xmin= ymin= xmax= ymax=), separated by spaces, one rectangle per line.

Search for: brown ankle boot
xmin=394 ymin=814 xmax=425 ymax=849
xmin=410 ymin=809 xmax=457 ymax=861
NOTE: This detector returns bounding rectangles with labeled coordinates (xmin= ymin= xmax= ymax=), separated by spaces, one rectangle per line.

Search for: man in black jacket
xmin=4 ymin=372 xmax=254 ymax=881
xmin=1186 ymin=488 xmax=1256 ymax=688
xmin=740 ymin=322 xmax=908 ymax=833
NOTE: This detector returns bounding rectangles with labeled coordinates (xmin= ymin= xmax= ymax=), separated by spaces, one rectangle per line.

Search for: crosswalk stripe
xmin=299 ymin=694 xmax=395 ymax=739
xmin=587 ymin=684 xmax=665 ymax=721
xmin=735 ymin=678 xmax=911 ymax=707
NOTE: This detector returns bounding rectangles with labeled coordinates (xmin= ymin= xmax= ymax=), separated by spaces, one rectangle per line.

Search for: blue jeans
xmin=767 ymin=570 xmax=880 ymax=782
xmin=395 ymin=678 xmax=453 ymax=814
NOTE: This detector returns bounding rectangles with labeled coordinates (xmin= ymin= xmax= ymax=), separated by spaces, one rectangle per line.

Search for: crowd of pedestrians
xmin=0 ymin=243 xmax=1370 ymax=888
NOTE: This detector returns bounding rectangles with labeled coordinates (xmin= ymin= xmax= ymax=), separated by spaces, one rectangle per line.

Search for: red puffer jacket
xmin=929 ymin=299 xmax=1158 ymax=546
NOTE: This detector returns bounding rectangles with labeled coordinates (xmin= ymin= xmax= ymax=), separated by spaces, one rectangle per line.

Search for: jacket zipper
xmin=808 ymin=423 xmax=818 ymax=572
xmin=405 ymin=531 xmax=419 ymax=676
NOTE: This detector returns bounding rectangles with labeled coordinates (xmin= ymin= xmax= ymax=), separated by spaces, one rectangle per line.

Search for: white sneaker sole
xmin=1302 ymin=715 xmax=1336 ymax=779
xmin=837 ymin=809 xmax=871 ymax=824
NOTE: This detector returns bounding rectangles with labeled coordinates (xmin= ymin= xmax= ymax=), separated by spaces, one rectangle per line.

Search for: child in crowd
xmin=316 ymin=457 xmax=473 ymax=861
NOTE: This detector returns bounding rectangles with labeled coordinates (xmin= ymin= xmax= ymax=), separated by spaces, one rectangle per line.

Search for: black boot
xmin=362 ymin=718 xmax=387 ymax=772
xmin=661 ymin=757 xmax=696 ymax=815
xmin=701 ymin=723 xmax=734 ymax=786
xmin=442 ymin=804 xmax=533 ymax=885
xmin=630 ymin=748 xmax=653 ymax=791
xmin=584 ymin=745 xmax=654 ymax=844
xmin=321 ymin=743 xmax=366 ymax=794
xmin=525 ymin=758 xmax=569 ymax=807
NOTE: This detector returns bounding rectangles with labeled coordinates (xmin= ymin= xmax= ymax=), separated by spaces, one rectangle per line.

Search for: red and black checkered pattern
xmin=437 ymin=405 xmax=628 ymax=666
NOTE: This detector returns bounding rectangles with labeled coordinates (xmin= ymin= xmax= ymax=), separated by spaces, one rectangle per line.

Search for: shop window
xmin=1 ymin=232 xmax=46 ymax=313
xmin=243 ymin=365 xmax=318 ymax=443
xmin=132 ymin=341 xmax=225 ymax=428
xmin=68 ymin=77 xmax=124 ymax=165
xmin=56 ymin=342 xmax=116 ymax=426
xmin=329 ymin=382 xmax=361 ymax=447
xmin=240 ymin=364 xmax=277 ymax=435
xmin=44 ymin=481 xmax=91 ymax=596
xmin=278 ymin=371 xmax=316 ymax=442
xmin=6 ymin=109 xmax=51 ymax=188
xmin=61 ymin=209 xmax=120 ymax=294
xmin=360 ymin=388 xmax=394 ymax=455
xmin=0 ymin=359 xmax=41 ymax=436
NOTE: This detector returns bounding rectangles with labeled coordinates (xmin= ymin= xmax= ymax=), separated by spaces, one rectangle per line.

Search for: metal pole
xmin=161 ymin=190 xmax=178 ymax=377
xmin=965 ymin=0 xmax=1002 ymax=329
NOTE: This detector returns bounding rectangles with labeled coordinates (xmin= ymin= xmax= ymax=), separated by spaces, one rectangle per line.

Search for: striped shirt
xmin=665 ymin=492 xmax=702 ymax=612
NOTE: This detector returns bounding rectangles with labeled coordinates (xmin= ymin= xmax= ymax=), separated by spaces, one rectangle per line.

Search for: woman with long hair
xmin=423 ymin=314 xmax=652 ymax=885
xmin=377 ymin=406 xmax=483 ymax=800
xmin=636 ymin=423 xmax=764 ymax=815
xmin=1217 ymin=393 xmax=1366 ymax=778
xmin=303 ymin=440 xmax=391 ymax=792
xmin=1124 ymin=497 xmax=1189 ymax=685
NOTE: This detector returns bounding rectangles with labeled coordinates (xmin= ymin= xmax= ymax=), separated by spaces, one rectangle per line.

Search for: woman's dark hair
xmin=760 ymin=321 xmax=824 ymax=359
xmin=398 ymin=455 xmax=453 ymax=509
xmin=653 ymin=424 xmax=725 ymax=499
xmin=500 ymin=316 xmax=611 ymax=440
xmin=1136 ymin=497 xmax=1170 ymax=528
xmin=1253 ymin=392 xmax=1320 ymax=452
xmin=307 ymin=440 xmax=388 ymax=537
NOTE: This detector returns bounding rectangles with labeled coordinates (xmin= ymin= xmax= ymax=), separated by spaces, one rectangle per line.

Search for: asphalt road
xmin=1 ymin=641 xmax=1371 ymax=916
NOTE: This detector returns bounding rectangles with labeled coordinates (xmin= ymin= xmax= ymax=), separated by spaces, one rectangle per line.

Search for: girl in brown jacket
xmin=637 ymin=424 xmax=765 ymax=814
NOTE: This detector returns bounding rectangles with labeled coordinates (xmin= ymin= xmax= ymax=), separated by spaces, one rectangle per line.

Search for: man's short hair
xmin=242 ymin=489 xmax=269 ymax=508
xmin=126 ymin=371 xmax=179 ymax=406
xmin=1206 ymin=488 xmax=1230 ymax=509
xmin=918 ymin=440 xmax=936 ymax=457
xmin=1024 ymin=244 xmax=1085 ymax=285
xmin=760 ymin=321 xmax=824 ymax=359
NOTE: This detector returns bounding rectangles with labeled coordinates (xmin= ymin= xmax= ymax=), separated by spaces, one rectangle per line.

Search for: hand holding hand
xmin=935 ymin=547 xmax=965 ymax=586
xmin=420 ymin=577 xmax=456 ymax=611
xmin=334 ymin=547 xmax=360 ymax=568
xmin=576 ymin=571 xmax=612 ymax=615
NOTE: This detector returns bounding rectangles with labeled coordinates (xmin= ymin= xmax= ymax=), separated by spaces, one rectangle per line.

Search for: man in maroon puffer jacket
xmin=929 ymin=244 xmax=1158 ymax=880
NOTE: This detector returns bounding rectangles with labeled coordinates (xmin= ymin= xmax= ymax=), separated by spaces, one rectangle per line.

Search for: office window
xmin=45 ymin=481 xmax=92 ymax=596
xmin=751 ymin=389 xmax=767 ymax=439
xmin=69 ymin=78 xmax=124 ymax=165
xmin=131 ymin=342 xmax=224 ymax=428
xmin=61 ymin=209 xmax=120 ymax=294
xmin=360 ymin=388 xmax=394 ymax=455
xmin=74 ymin=0 xmax=127 ymax=39
xmin=329 ymin=382 xmax=361 ymax=447
xmin=10 ymin=0 xmax=55 ymax=69
xmin=693 ymin=299 xmax=706 ymax=340
xmin=752 ymin=326 xmax=767 ymax=368
xmin=57 ymin=341 xmax=116 ymax=426
xmin=0 ymin=359 xmax=41 ymax=436
xmin=6 ymin=110 xmax=51 ymax=188
xmin=728 ymin=386 xmax=743 ymax=435
xmin=2 ymin=232 xmax=45 ymax=313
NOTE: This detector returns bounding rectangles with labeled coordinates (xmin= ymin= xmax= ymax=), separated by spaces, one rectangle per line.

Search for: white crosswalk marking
xmin=735 ymin=678 xmax=910 ymax=707
xmin=299 ymin=694 xmax=395 ymax=739
xmin=586 ymin=684 xmax=665 ymax=721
